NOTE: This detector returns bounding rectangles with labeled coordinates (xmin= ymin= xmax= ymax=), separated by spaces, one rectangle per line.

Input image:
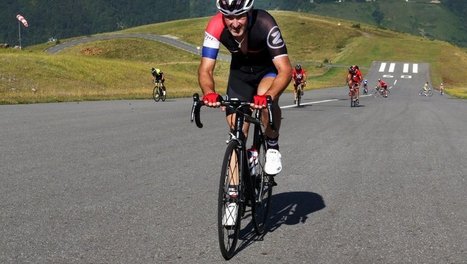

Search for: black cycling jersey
xmin=203 ymin=9 xmax=288 ymax=73
xmin=202 ymin=9 xmax=289 ymax=112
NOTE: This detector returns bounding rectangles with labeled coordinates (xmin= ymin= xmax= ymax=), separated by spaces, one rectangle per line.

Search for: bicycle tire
xmin=160 ymin=87 xmax=166 ymax=102
xmin=218 ymin=140 xmax=243 ymax=260
xmin=153 ymin=86 xmax=160 ymax=102
xmin=296 ymin=85 xmax=302 ymax=107
xmin=250 ymin=130 xmax=272 ymax=235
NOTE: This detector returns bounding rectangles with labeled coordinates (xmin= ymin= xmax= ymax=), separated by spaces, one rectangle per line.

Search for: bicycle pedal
xmin=271 ymin=178 xmax=278 ymax=186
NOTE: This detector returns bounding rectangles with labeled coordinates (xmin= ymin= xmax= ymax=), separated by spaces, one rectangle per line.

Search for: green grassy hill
xmin=263 ymin=0 xmax=467 ymax=47
xmin=1 ymin=11 xmax=466 ymax=104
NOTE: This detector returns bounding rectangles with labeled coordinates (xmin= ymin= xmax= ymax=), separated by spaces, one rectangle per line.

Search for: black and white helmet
xmin=216 ymin=0 xmax=254 ymax=16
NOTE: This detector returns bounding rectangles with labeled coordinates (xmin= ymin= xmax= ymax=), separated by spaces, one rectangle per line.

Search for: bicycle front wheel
xmin=251 ymin=135 xmax=273 ymax=235
xmin=296 ymin=85 xmax=302 ymax=107
xmin=161 ymin=87 xmax=166 ymax=102
xmin=153 ymin=86 xmax=160 ymax=102
xmin=218 ymin=140 xmax=243 ymax=260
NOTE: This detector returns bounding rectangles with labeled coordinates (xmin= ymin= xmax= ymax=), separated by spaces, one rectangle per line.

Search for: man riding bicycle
xmin=363 ymin=79 xmax=369 ymax=94
xmin=292 ymin=64 xmax=307 ymax=103
xmin=377 ymin=79 xmax=388 ymax=97
xmin=347 ymin=65 xmax=362 ymax=103
xmin=151 ymin=67 xmax=166 ymax=95
xmin=198 ymin=0 xmax=292 ymax=177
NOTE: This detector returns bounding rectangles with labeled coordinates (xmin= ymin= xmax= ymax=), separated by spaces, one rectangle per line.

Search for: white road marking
xmin=413 ymin=63 xmax=419 ymax=73
xmin=403 ymin=63 xmax=409 ymax=73
xmin=389 ymin=63 xmax=396 ymax=73
xmin=383 ymin=74 xmax=394 ymax=78
xmin=401 ymin=75 xmax=412 ymax=79
xmin=379 ymin=63 xmax=387 ymax=72
xmin=281 ymin=99 xmax=339 ymax=109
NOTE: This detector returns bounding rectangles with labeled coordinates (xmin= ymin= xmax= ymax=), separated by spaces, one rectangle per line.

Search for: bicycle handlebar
xmin=190 ymin=93 xmax=275 ymax=130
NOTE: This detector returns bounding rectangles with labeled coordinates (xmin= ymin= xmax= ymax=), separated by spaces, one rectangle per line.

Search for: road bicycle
xmin=191 ymin=93 xmax=275 ymax=260
xmin=153 ymin=80 xmax=166 ymax=102
xmin=419 ymin=88 xmax=433 ymax=97
xmin=295 ymin=82 xmax=305 ymax=107
xmin=349 ymin=84 xmax=359 ymax=107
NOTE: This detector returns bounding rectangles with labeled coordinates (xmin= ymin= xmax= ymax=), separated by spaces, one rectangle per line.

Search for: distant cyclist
xmin=363 ymin=79 xmax=369 ymax=94
xmin=292 ymin=64 xmax=307 ymax=103
xmin=377 ymin=79 xmax=388 ymax=97
xmin=347 ymin=65 xmax=362 ymax=102
xmin=151 ymin=67 xmax=166 ymax=95
xmin=439 ymin=82 xmax=444 ymax=95
xmin=423 ymin=82 xmax=429 ymax=92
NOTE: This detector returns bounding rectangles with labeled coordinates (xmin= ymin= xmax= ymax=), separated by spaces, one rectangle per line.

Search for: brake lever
xmin=191 ymin=93 xmax=204 ymax=128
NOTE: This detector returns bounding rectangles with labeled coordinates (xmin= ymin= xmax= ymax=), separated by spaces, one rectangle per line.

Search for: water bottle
xmin=247 ymin=148 xmax=258 ymax=176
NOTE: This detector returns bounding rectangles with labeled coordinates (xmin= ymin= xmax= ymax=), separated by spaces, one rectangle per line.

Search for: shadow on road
xmin=267 ymin=191 xmax=326 ymax=231
xmin=235 ymin=191 xmax=325 ymax=255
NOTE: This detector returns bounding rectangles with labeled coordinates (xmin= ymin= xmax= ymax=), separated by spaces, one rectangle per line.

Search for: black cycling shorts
xmin=226 ymin=66 xmax=277 ymax=116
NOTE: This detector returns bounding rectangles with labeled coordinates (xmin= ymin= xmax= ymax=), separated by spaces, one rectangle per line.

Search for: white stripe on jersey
xmin=203 ymin=32 xmax=220 ymax=49
xmin=273 ymin=54 xmax=289 ymax=60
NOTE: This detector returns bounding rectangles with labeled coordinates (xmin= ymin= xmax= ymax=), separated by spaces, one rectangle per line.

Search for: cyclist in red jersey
xmin=292 ymin=64 xmax=307 ymax=103
xmin=198 ymin=0 xmax=292 ymax=177
xmin=377 ymin=78 xmax=388 ymax=97
xmin=347 ymin=65 xmax=363 ymax=103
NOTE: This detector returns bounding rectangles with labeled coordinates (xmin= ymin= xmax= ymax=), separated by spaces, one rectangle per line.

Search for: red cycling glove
xmin=203 ymin=92 xmax=221 ymax=104
xmin=253 ymin=95 xmax=267 ymax=107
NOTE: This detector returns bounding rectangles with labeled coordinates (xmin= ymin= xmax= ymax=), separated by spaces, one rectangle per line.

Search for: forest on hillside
xmin=0 ymin=0 xmax=216 ymax=47
xmin=1 ymin=0 xmax=466 ymax=47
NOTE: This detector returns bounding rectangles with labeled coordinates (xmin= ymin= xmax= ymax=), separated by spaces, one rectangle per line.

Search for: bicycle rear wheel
xmin=218 ymin=140 xmax=243 ymax=260
xmin=153 ymin=86 xmax=160 ymax=102
xmin=251 ymin=129 xmax=273 ymax=235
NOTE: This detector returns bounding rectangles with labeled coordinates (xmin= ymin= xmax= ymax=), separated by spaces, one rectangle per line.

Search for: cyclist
xmin=151 ymin=67 xmax=166 ymax=95
xmin=292 ymin=64 xmax=307 ymax=103
xmin=440 ymin=82 xmax=444 ymax=95
xmin=199 ymin=0 xmax=292 ymax=176
xmin=347 ymin=65 xmax=362 ymax=102
xmin=377 ymin=79 xmax=388 ymax=97
xmin=363 ymin=79 xmax=369 ymax=94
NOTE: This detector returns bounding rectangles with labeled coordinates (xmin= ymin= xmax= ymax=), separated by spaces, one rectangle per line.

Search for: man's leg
xmin=356 ymin=85 xmax=360 ymax=100
xmin=293 ymin=83 xmax=298 ymax=103
xmin=257 ymin=77 xmax=282 ymax=175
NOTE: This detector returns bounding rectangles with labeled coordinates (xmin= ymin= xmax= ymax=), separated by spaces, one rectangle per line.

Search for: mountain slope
xmin=1 ymin=11 xmax=466 ymax=104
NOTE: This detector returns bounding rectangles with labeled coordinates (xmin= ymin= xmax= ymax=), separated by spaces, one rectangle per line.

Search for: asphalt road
xmin=1 ymin=61 xmax=466 ymax=263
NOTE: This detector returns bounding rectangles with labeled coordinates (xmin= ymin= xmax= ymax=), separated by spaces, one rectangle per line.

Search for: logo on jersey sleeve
xmin=203 ymin=32 xmax=220 ymax=49
xmin=267 ymin=26 xmax=285 ymax=49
